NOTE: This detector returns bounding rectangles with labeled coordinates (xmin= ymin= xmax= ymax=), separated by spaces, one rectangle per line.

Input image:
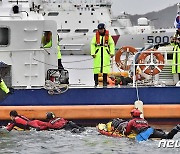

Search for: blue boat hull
xmin=0 ymin=87 xmax=180 ymax=106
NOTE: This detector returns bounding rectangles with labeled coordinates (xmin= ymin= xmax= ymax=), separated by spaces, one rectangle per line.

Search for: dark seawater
xmin=0 ymin=127 xmax=179 ymax=154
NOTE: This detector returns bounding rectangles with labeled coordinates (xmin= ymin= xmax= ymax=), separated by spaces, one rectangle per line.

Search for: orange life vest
xmin=96 ymin=30 xmax=109 ymax=46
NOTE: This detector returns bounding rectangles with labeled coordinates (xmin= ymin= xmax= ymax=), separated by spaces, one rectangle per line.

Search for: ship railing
xmin=59 ymin=43 xmax=85 ymax=52
xmin=0 ymin=48 xmax=48 ymax=53
xmin=132 ymin=48 xmax=178 ymax=87
xmin=0 ymin=15 xmax=22 ymax=19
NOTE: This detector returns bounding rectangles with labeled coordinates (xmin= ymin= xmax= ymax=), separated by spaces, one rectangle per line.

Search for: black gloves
xmin=154 ymin=44 xmax=159 ymax=49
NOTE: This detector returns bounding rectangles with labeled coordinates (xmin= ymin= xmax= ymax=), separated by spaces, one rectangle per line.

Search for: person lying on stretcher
xmin=109 ymin=109 xmax=180 ymax=141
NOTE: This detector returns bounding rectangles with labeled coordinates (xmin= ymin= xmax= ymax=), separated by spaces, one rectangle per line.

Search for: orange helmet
xmin=130 ymin=109 xmax=142 ymax=117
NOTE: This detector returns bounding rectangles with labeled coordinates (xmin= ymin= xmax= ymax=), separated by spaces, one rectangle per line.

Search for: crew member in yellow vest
xmin=0 ymin=76 xmax=10 ymax=94
xmin=57 ymin=35 xmax=64 ymax=70
xmin=44 ymin=32 xmax=64 ymax=70
xmin=154 ymin=23 xmax=180 ymax=81
xmin=91 ymin=23 xmax=115 ymax=87
xmin=171 ymin=37 xmax=180 ymax=79
xmin=171 ymin=23 xmax=180 ymax=80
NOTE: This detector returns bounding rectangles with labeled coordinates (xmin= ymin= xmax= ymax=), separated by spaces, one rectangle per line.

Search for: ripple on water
xmin=0 ymin=127 xmax=179 ymax=154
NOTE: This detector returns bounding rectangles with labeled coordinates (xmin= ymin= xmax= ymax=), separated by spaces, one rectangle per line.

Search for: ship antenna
xmin=16 ymin=0 xmax=18 ymax=5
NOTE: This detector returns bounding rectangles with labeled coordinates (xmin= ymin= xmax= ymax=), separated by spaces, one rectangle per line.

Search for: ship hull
xmin=0 ymin=87 xmax=180 ymax=125
xmin=1 ymin=87 xmax=180 ymax=106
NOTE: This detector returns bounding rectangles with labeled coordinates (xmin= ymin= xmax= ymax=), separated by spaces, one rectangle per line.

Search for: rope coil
xmin=44 ymin=80 xmax=69 ymax=95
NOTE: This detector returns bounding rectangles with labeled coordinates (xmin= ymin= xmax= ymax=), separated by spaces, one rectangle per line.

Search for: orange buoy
xmin=138 ymin=49 xmax=164 ymax=75
xmin=115 ymin=46 xmax=137 ymax=70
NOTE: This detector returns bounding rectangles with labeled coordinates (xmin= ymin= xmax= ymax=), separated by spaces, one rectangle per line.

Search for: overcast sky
xmin=111 ymin=0 xmax=180 ymax=15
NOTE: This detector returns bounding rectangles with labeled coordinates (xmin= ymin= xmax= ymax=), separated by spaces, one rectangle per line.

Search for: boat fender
xmin=136 ymin=127 xmax=154 ymax=142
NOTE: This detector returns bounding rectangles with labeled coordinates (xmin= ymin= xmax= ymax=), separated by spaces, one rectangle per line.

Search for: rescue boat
xmin=0 ymin=0 xmax=180 ymax=126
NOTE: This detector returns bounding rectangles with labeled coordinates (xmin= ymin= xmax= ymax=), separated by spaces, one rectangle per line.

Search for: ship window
xmin=92 ymin=21 xmax=95 ymax=23
xmin=48 ymin=12 xmax=59 ymax=16
xmin=57 ymin=29 xmax=71 ymax=33
xmin=79 ymin=21 xmax=81 ymax=23
xmin=58 ymin=5 xmax=61 ymax=8
xmin=91 ymin=12 xmax=93 ymax=15
xmin=114 ymin=29 xmax=120 ymax=35
xmin=41 ymin=31 xmax=52 ymax=48
xmin=80 ymin=13 xmax=82 ymax=15
xmin=91 ymin=8 xmax=95 ymax=11
xmin=0 ymin=27 xmax=9 ymax=46
xmin=101 ymin=13 xmax=103 ymax=15
xmin=75 ymin=29 xmax=89 ymax=33
xmin=65 ymin=21 xmax=67 ymax=23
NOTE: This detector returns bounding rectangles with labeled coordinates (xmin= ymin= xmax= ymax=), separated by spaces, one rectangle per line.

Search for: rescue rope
xmin=33 ymin=58 xmax=116 ymax=70
xmin=136 ymin=81 xmax=140 ymax=101
xmin=62 ymin=58 xmax=93 ymax=63
xmin=44 ymin=80 xmax=69 ymax=95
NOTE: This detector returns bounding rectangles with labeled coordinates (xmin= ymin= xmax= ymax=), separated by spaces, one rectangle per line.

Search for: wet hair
xmin=10 ymin=110 xmax=18 ymax=117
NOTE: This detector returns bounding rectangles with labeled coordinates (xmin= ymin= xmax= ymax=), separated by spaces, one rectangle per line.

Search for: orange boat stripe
xmin=0 ymin=105 xmax=179 ymax=120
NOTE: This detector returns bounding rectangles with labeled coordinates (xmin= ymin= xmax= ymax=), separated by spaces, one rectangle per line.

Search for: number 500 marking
xmin=147 ymin=36 xmax=170 ymax=44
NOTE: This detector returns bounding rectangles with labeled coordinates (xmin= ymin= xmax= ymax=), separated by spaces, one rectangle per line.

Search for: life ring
xmin=115 ymin=46 xmax=137 ymax=70
xmin=138 ymin=49 xmax=164 ymax=75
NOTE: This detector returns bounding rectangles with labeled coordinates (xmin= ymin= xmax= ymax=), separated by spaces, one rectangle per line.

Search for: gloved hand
xmin=8 ymin=88 xmax=14 ymax=94
xmin=36 ymin=127 xmax=40 ymax=131
xmin=154 ymin=44 xmax=159 ymax=49
xmin=110 ymin=54 xmax=114 ymax=58
xmin=92 ymin=55 xmax=96 ymax=58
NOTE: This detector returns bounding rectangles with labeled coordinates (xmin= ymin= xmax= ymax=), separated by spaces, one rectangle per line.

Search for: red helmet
xmin=130 ymin=109 xmax=142 ymax=117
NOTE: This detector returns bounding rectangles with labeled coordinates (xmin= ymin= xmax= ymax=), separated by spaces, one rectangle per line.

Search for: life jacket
xmin=125 ymin=118 xmax=149 ymax=135
xmin=132 ymin=118 xmax=149 ymax=133
xmin=96 ymin=30 xmax=109 ymax=46
xmin=48 ymin=117 xmax=68 ymax=129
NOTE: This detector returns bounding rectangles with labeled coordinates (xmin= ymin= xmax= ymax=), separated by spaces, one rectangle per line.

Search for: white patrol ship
xmin=4 ymin=0 xmax=176 ymax=55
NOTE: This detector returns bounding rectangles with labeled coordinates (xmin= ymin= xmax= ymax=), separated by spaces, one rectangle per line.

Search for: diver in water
xmin=123 ymin=109 xmax=180 ymax=141
xmin=46 ymin=112 xmax=85 ymax=133
xmin=6 ymin=110 xmax=48 ymax=131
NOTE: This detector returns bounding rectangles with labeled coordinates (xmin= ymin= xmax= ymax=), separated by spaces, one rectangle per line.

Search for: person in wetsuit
xmin=46 ymin=112 xmax=85 ymax=133
xmin=124 ymin=109 xmax=180 ymax=141
xmin=6 ymin=110 xmax=48 ymax=131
